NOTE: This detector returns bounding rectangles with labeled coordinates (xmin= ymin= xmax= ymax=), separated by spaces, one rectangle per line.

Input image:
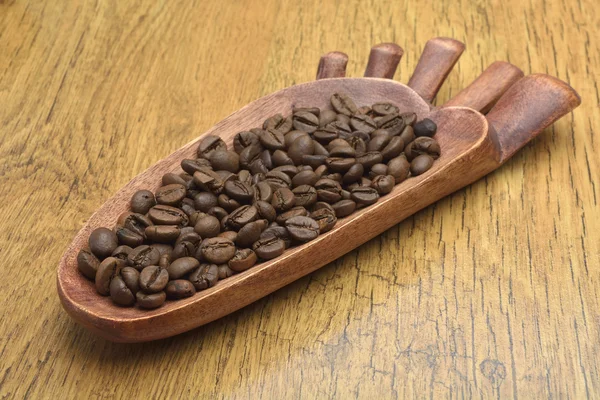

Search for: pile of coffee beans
xmin=77 ymin=93 xmax=440 ymax=309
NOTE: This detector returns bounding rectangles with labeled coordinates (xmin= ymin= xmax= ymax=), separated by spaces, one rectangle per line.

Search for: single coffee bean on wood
xmin=413 ymin=118 xmax=437 ymax=137
xmin=410 ymin=154 xmax=435 ymax=175
xmin=115 ymin=225 xmax=144 ymax=247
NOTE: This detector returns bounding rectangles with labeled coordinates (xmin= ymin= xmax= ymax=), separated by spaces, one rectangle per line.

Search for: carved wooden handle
xmin=444 ymin=61 xmax=524 ymax=113
xmin=316 ymin=51 xmax=348 ymax=80
xmin=486 ymin=74 xmax=581 ymax=162
xmin=363 ymin=43 xmax=404 ymax=79
xmin=407 ymin=37 xmax=465 ymax=103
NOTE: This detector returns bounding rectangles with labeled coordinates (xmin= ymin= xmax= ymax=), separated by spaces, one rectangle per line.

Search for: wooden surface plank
xmin=0 ymin=0 xmax=598 ymax=398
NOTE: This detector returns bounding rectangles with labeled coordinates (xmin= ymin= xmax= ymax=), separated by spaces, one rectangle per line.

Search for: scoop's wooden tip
xmin=316 ymin=51 xmax=349 ymax=80
xmin=364 ymin=42 xmax=404 ymax=79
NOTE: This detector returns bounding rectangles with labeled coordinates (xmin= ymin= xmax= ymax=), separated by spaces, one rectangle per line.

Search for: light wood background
xmin=0 ymin=0 xmax=598 ymax=398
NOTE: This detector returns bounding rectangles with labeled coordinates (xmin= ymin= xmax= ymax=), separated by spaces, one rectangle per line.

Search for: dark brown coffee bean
xmin=226 ymin=205 xmax=258 ymax=230
xmin=217 ymin=264 xmax=235 ymax=279
xmin=253 ymin=181 xmax=273 ymax=202
xmin=181 ymin=158 xmax=212 ymax=176
xmin=301 ymin=154 xmax=327 ymax=169
xmin=371 ymin=175 xmax=395 ymax=195
xmin=207 ymin=206 xmax=228 ymax=221
xmin=236 ymin=220 xmax=265 ymax=248
xmin=167 ymin=257 xmax=200 ymax=279
xmin=331 ymin=93 xmax=358 ymax=116
xmin=368 ymin=163 xmax=388 ymax=179
xmin=120 ymin=266 xmax=140 ymax=294
xmin=350 ymin=114 xmax=377 ymax=133
xmin=130 ymin=190 xmax=156 ymax=214
xmin=319 ymin=109 xmax=337 ymax=126
xmin=367 ymin=135 xmax=390 ymax=152
xmin=209 ymin=150 xmax=240 ymax=173
xmin=325 ymin=157 xmax=356 ymax=173
xmin=219 ymin=231 xmax=238 ymax=242
xmin=166 ymin=280 xmax=196 ymax=299
xmin=77 ymin=249 xmax=100 ymax=280
xmin=413 ymin=118 xmax=437 ymax=137
xmin=313 ymin=201 xmax=336 ymax=212
xmin=258 ymin=128 xmax=286 ymax=150
xmin=284 ymin=130 xmax=309 ymax=148
xmin=155 ymin=184 xmax=186 ymax=206
xmin=292 ymin=111 xmax=319 ymax=133
xmin=136 ymin=291 xmax=166 ymax=309
xmin=263 ymin=114 xmax=293 ymax=133
xmin=189 ymin=263 xmax=219 ymax=290
xmin=117 ymin=212 xmax=153 ymax=238
xmin=140 ymin=265 xmax=169 ymax=293
xmin=145 ymin=225 xmax=180 ymax=243
xmin=291 ymin=170 xmax=317 ymax=188
xmin=110 ymin=275 xmax=135 ymax=306
xmin=180 ymin=198 xmax=196 ymax=216
xmin=272 ymin=165 xmax=298 ymax=178
xmin=356 ymin=151 xmax=383 ymax=169
xmin=346 ymin=136 xmax=367 ymax=155
xmin=341 ymin=189 xmax=351 ymax=200
xmin=410 ymin=154 xmax=434 ymax=175
xmin=128 ymin=245 xmax=160 ymax=270
xmin=398 ymin=125 xmax=415 ymax=146
xmin=218 ymin=194 xmax=241 ymax=212
xmin=351 ymin=187 xmax=380 ymax=205
xmin=229 ymin=248 xmax=258 ymax=272
xmin=151 ymin=243 xmax=173 ymax=258
xmin=310 ymin=208 xmax=337 ymax=233
xmin=292 ymin=185 xmax=318 ymax=207
xmin=312 ymin=141 xmax=328 ymax=157
xmin=255 ymin=200 xmax=276 ymax=222
xmin=194 ymin=215 xmax=221 ymax=238
xmin=115 ymin=226 xmax=143 ymax=248
xmin=276 ymin=206 xmax=309 ymax=224
xmin=315 ymin=178 xmax=342 ymax=203
xmin=401 ymin=112 xmax=417 ymax=127
xmin=239 ymin=143 xmax=263 ymax=169
xmin=313 ymin=126 xmax=339 ymax=144
xmin=377 ymin=113 xmax=405 ymax=136
xmin=172 ymin=240 xmax=196 ymax=260
xmin=233 ymin=131 xmax=260 ymax=153
xmin=200 ymin=237 xmax=236 ymax=263
xmin=192 ymin=192 xmax=216 ymax=212
xmin=253 ymin=237 xmax=286 ymax=259
xmin=259 ymin=225 xmax=291 ymax=248
xmin=381 ymin=136 xmax=405 ymax=160
xmin=162 ymin=172 xmax=187 ymax=187
xmin=341 ymin=163 xmax=364 ymax=185
xmin=272 ymin=150 xmax=293 ymax=166
xmin=288 ymin=135 xmax=315 ymax=165
xmin=404 ymin=137 xmax=441 ymax=160
xmin=331 ymin=199 xmax=357 ymax=218
xmin=271 ymin=187 xmax=296 ymax=212
xmin=372 ymin=102 xmax=399 ymax=116
xmin=89 ymin=227 xmax=118 ymax=259
xmin=193 ymin=168 xmax=224 ymax=194
xmin=285 ymin=216 xmax=319 ymax=242
xmin=197 ymin=135 xmax=227 ymax=159
xmin=224 ymin=180 xmax=254 ymax=202
xmin=95 ymin=257 xmax=123 ymax=295
xmin=329 ymin=146 xmax=356 ymax=158
xmin=387 ymin=156 xmax=410 ymax=184
xmin=265 ymin=170 xmax=292 ymax=189
xmin=176 ymin=229 xmax=201 ymax=246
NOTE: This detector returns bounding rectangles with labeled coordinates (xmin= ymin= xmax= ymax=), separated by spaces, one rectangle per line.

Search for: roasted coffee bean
xmin=253 ymin=181 xmax=273 ymax=202
xmin=369 ymin=163 xmax=388 ymax=179
xmin=115 ymin=226 xmax=143 ymax=248
xmin=201 ymin=237 xmax=236 ymax=263
xmin=413 ymin=118 xmax=437 ymax=137
xmin=159 ymin=254 xmax=171 ymax=269
xmin=292 ymin=185 xmax=318 ymax=207
xmin=197 ymin=135 xmax=227 ymax=159
xmin=322 ymin=172 xmax=343 ymax=182
xmin=189 ymin=263 xmax=219 ymax=290
xmin=381 ymin=136 xmax=405 ymax=160
xmin=145 ymin=225 xmax=180 ymax=243
xmin=356 ymin=151 xmax=383 ymax=169
xmin=291 ymin=170 xmax=318 ymax=188
xmin=180 ymin=198 xmax=196 ymax=216
xmin=229 ymin=248 xmax=258 ymax=272
xmin=260 ymin=226 xmax=291 ymax=248
xmin=210 ymin=150 xmax=240 ymax=172
xmin=377 ymin=113 xmax=405 ymax=136
xmin=193 ymin=168 xmax=224 ymax=194
xmin=237 ymin=169 xmax=252 ymax=185
xmin=313 ymin=201 xmax=335 ymax=213
xmin=167 ymin=257 xmax=200 ymax=279
xmin=258 ymin=128 xmax=286 ymax=150
xmin=233 ymin=131 xmax=260 ymax=153
xmin=314 ymin=165 xmax=328 ymax=178
xmin=175 ymin=229 xmax=201 ymax=246
xmin=227 ymin=205 xmax=258 ymax=230
xmin=193 ymin=192 xmax=218 ymax=212
xmin=401 ymin=112 xmax=417 ymax=127
xmin=155 ymin=184 xmax=186 ymax=206
xmin=236 ymin=220 xmax=265 ymax=248
xmin=217 ymin=264 xmax=235 ymax=279
xmin=219 ymin=231 xmax=238 ymax=242
xmin=331 ymin=93 xmax=358 ymax=116
xmin=315 ymin=178 xmax=342 ymax=203
xmin=189 ymin=211 xmax=208 ymax=226
xmin=350 ymin=114 xmax=377 ymax=133
xmin=371 ymin=129 xmax=390 ymax=138
xmin=404 ymin=137 xmax=441 ymax=160
xmin=367 ymin=134 xmax=390 ymax=152
xmin=263 ymin=114 xmax=293 ymax=133
xmin=207 ymin=206 xmax=228 ymax=221
xmin=372 ymin=102 xmax=399 ymax=116
xmin=329 ymin=146 xmax=356 ymax=158
xmin=398 ymin=125 xmax=415 ymax=146
xmin=284 ymin=130 xmax=309 ymax=148
xmin=331 ymin=199 xmax=357 ymax=217
xmin=285 ymin=216 xmax=319 ymax=242
xmin=319 ymin=109 xmax=337 ymax=126
xmin=77 ymin=249 xmax=100 ymax=280
xmin=218 ymin=194 xmax=241 ymax=212
xmin=89 ymin=227 xmax=119 ymax=259
xmin=128 ymin=245 xmax=161 ymax=270
xmin=181 ymin=158 xmax=212 ymax=175
xmin=276 ymin=206 xmax=309 ymax=224
xmin=351 ymin=187 xmax=380 ymax=205
xmin=327 ymin=138 xmax=350 ymax=150
xmin=288 ymin=135 xmax=315 ymax=165
xmin=271 ymin=188 xmax=296 ymax=212
xmin=224 ymin=180 xmax=254 ymax=202
xmin=387 ymin=156 xmax=410 ymax=184
xmin=301 ymin=154 xmax=327 ymax=169
xmin=272 ymin=150 xmax=294 ymax=166
xmin=136 ymin=291 xmax=166 ymax=309
xmin=121 ymin=267 xmax=140 ymax=294
xmin=336 ymin=114 xmax=351 ymax=124
xmin=272 ymin=165 xmax=298 ymax=178
xmin=371 ymin=175 xmax=395 ymax=195
xmin=166 ymin=280 xmax=196 ymax=299
xmin=341 ymin=189 xmax=351 ymax=200
xmin=292 ymin=111 xmax=319 ymax=133
xmin=130 ymin=190 xmax=156 ymax=214
xmin=313 ymin=140 xmax=329 ymax=157
xmin=239 ymin=143 xmax=263 ymax=168
xmin=110 ymin=275 xmax=135 ymax=306
xmin=329 ymin=121 xmax=353 ymax=137
xmin=172 ymin=240 xmax=196 ymax=260
xmin=346 ymin=136 xmax=367 ymax=155
xmin=325 ymin=157 xmax=356 ymax=173
xmin=253 ymin=237 xmax=286 ymax=259
xmin=95 ymin=257 xmax=123 ymax=295
xmin=255 ymin=200 xmax=277 ymax=222
xmin=410 ymin=154 xmax=434 ymax=175
xmin=151 ymin=243 xmax=173 ymax=258
xmin=265 ymin=170 xmax=292 ymax=189
xmin=117 ymin=212 xmax=153 ymax=237
xmin=310 ymin=208 xmax=337 ymax=233
xmin=194 ymin=215 xmax=221 ymax=238
xmin=162 ymin=172 xmax=187 ymax=187
xmin=313 ymin=126 xmax=339 ymax=144
xmin=139 ymin=265 xmax=169 ymax=293
xmin=341 ymin=163 xmax=364 ymax=185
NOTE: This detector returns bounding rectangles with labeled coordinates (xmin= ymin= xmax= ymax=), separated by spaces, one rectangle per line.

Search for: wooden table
xmin=1 ymin=0 xmax=598 ymax=398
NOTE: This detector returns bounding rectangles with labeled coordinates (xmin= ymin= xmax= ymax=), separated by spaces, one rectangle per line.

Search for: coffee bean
xmin=148 ymin=205 xmax=188 ymax=228
xmin=175 ymin=229 xmax=201 ymax=247
xmin=329 ymin=146 xmax=356 ymax=158
xmin=413 ymin=118 xmax=437 ymax=137
xmin=401 ymin=112 xmax=417 ymax=127
xmin=121 ymin=267 xmax=140 ymax=294
xmin=233 ymin=131 xmax=260 ymax=153
xmin=200 ymin=237 xmax=236 ymax=263
xmin=381 ymin=136 xmax=405 ymax=160
xmin=89 ymin=227 xmax=118 ymax=259
xmin=145 ymin=225 xmax=180 ymax=243
xmin=314 ymin=165 xmax=328 ymax=178
xmin=356 ymin=151 xmax=383 ymax=169
xmin=290 ymin=170 xmax=317 ymax=188
xmin=367 ymin=135 xmax=390 ymax=152
xmin=331 ymin=93 xmax=358 ymax=116
xmin=194 ymin=215 xmax=221 ymax=238
xmin=325 ymin=157 xmax=356 ymax=173
xmin=328 ymin=198 xmax=355 ymax=217
xmin=284 ymin=130 xmax=309 ymax=148
xmin=265 ymin=170 xmax=292 ymax=189
xmin=258 ymin=128 xmax=286 ymax=150
xmin=193 ymin=192 xmax=217 ymax=212
xmin=351 ymin=187 xmax=380 ymax=205
xmin=253 ymin=237 xmax=286 ymax=259
xmin=138 ymin=265 xmax=169 ymax=293
xmin=377 ymin=113 xmax=405 ymax=136
xmin=253 ymin=181 xmax=273 ymax=203
xmin=315 ymin=178 xmax=342 ymax=203
xmin=226 ymin=205 xmax=258 ymax=230
xmin=372 ymin=102 xmax=399 ymax=116
xmin=229 ymin=248 xmax=258 ymax=272
xmin=350 ymin=114 xmax=377 ymax=133
xmin=288 ymin=135 xmax=315 ymax=165
xmin=210 ymin=150 xmax=240 ymax=172
xmin=181 ymin=158 xmax=212 ymax=176
xmin=410 ymin=154 xmax=434 ymax=175
xmin=356 ymin=106 xmax=371 ymax=115
xmin=117 ymin=212 xmax=153 ymax=238
xmin=263 ymin=114 xmax=293 ymax=133
xmin=224 ymin=180 xmax=254 ymax=202
xmin=155 ymin=184 xmax=186 ymax=206
xmin=189 ymin=263 xmax=219 ymax=290
xmin=236 ymin=220 xmax=265 ymax=248
xmin=218 ymin=264 xmax=235 ymax=279
xmin=166 ymin=280 xmax=196 ymax=299
xmin=172 ymin=240 xmax=196 ymax=260
xmin=109 ymin=276 xmax=135 ymax=306
xmin=327 ymin=120 xmax=352 ymax=135
xmin=218 ymin=194 xmax=241 ymax=212
xmin=387 ymin=156 xmax=410 ymax=184
xmin=130 ymin=190 xmax=156 ymax=214
xmin=371 ymin=175 xmax=395 ymax=195
xmin=206 ymin=207 xmax=228 ymax=222
xmin=341 ymin=163 xmax=364 ymax=185
xmin=95 ymin=257 xmax=124 ymax=295
xmin=313 ymin=126 xmax=339 ymax=144
xmin=346 ymin=136 xmax=367 ymax=155
xmin=193 ymin=168 xmax=224 ymax=194
xmin=302 ymin=155 xmax=327 ymax=169
xmin=167 ymin=257 xmax=200 ymax=279
xmin=128 ymin=245 xmax=160 ymax=270
xmin=136 ymin=291 xmax=166 ymax=309
xmin=180 ymin=199 xmax=196 ymax=217
xmin=292 ymin=111 xmax=319 ymax=133
xmin=310 ymin=208 xmax=337 ymax=233
xmin=404 ymin=137 xmax=441 ymax=160
xmin=114 ymin=226 xmax=143 ymax=248
xmin=319 ymin=109 xmax=337 ymax=126
xmin=255 ymin=200 xmax=276 ymax=222
xmin=271 ymin=165 xmax=298 ymax=179
xmin=285 ymin=216 xmax=319 ymax=242
xmin=369 ymin=163 xmax=388 ymax=179
xmin=259 ymin=225 xmax=291 ymax=248
xmin=292 ymin=185 xmax=318 ymax=207
xmin=197 ymin=135 xmax=227 ymax=159
xmin=77 ymin=249 xmax=100 ymax=280
xmin=162 ymin=173 xmax=188 ymax=187
xmin=151 ymin=243 xmax=173 ymax=258
xmin=276 ymin=206 xmax=309 ymax=224
xmin=272 ymin=150 xmax=293 ymax=166
xmin=271 ymin=188 xmax=296 ymax=212
xmin=341 ymin=189 xmax=351 ymax=200
xmin=239 ymin=143 xmax=263 ymax=169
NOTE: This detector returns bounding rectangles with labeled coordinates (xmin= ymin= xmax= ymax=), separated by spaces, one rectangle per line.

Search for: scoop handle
xmin=443 ymin=61 xmax=524 ymax=113
xmin=407 ymin=37 xmax=465 ymax=103
xmin=486 ymin=74 xmax=581 ymax=162
xmin=316 ymin=52 xmax=348 ymax=80
xmin=363 ymin=43 xmax=404 ymax=79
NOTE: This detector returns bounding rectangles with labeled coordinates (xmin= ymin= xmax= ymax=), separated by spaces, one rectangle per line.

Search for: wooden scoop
xmin=57 ymin=38 xmax=580 ymax=342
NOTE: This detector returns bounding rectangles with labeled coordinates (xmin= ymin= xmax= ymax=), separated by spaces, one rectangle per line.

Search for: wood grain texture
xmin=0 ymin=0 xmax=598 ymax=398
